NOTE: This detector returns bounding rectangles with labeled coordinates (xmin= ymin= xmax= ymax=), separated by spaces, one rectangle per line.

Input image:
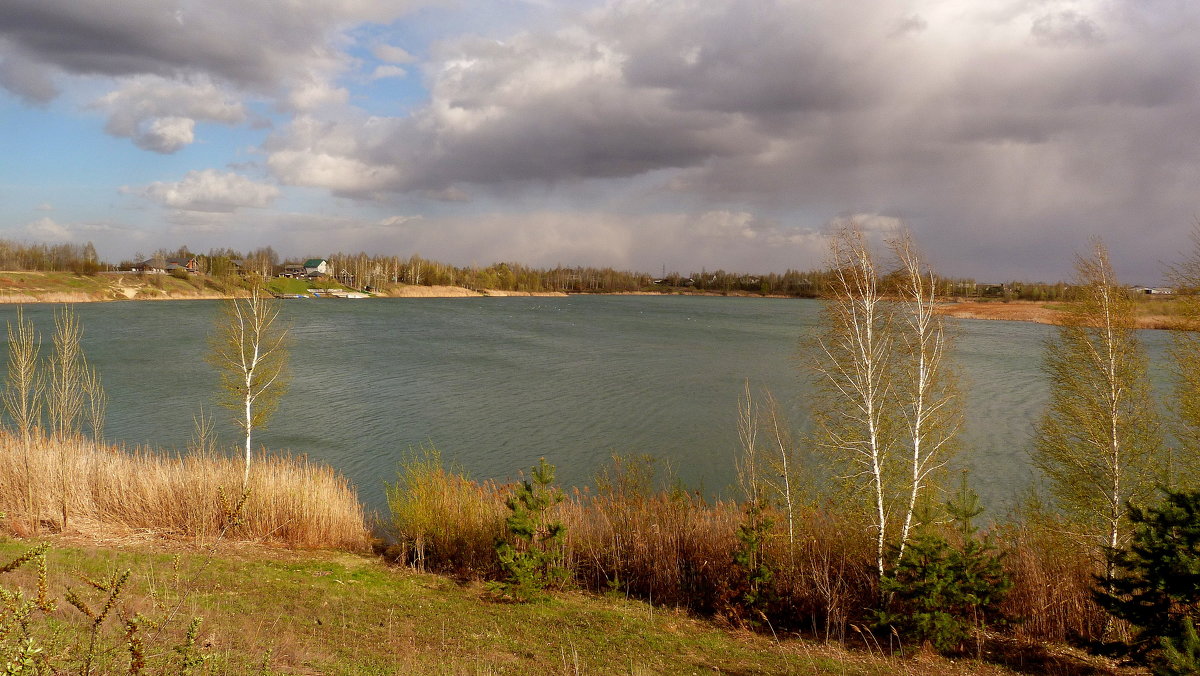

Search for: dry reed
xmin=993 ymin=520 xmax=1110 ymax=644
xmin=385 ymin=452 xmax=882 ymax=634
xmin=0 ymin=429 xmax=369 ymax=549
xmin=385 ymin=452 xmax=1128 ymax=650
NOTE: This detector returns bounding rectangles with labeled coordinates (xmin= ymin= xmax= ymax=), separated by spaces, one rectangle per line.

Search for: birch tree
xmin=812 ymin=225 xmax=963 ymax=580
xmin=736 ymin=384 xmax=801 ymax=561
xmin=890 ymin=232 xmax=961 ymax=557
xmin=1033 ymin=239 xmax=1162 ymax=583
xmin=1166 ymin=226 xmax=1200 ymax=486
xmin=812 ymin=225 xmax=896 ymax=579
xmin=209 ymin=286 xmax=290 ymax=486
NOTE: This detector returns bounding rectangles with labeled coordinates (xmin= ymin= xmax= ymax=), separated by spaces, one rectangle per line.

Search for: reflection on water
xmin=0 ymin=296 xmax=1171 ymax=514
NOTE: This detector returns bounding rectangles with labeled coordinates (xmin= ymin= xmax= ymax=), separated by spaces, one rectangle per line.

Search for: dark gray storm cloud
xmin=0 ymin=0 xmax=421 ymax=150
xmin=260 ymin=0 xmax=1200 ymax=279
xmin=0 ymin=0 xmax=404 ymax=89
xmin=6 ymin=0 xmax=1200 ymax=279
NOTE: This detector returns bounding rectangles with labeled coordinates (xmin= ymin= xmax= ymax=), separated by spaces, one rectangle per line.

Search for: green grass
xmin=265 ymin=277 xmax=314 ymax=295
xmin=0 ymin=539 xmax=1023 ymax=675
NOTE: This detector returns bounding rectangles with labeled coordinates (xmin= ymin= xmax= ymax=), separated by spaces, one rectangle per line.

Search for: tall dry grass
xmin=0 ymin=429 xmax=369 ymax=549
xmin=385 ymin=450 xmax=1131 ymax=651
xmin=994 ymin=519 xmax=1110 ymax=644
xmin=385 ymin=452 xmax=879 ymax=633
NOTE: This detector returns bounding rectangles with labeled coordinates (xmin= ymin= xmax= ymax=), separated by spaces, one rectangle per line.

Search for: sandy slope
xmin=380 ymin=285 xmax=567 ymax=298
xmin=937 ymin=300 xmax=1180 ymax=330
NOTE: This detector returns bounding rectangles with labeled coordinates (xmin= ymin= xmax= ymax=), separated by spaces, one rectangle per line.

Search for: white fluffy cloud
xmin=94 ymin=76 xmax=245 ymax=153
xmin=372 ymin=44 xmax=417 ymax=64
xmin=133 ymin=170 xmax=280 ymax=212
xmin=23 ymin=217 xmax=70 ymax=241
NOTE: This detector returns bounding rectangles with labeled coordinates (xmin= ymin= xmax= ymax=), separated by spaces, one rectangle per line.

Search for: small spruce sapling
xmin=1096 ymin=488 xmax=1200 ymax=673
xmin=874 ymin=474 xmax=1011 ymax=654
xmin=493 ymin=458 xmax=567 ymax=601
xmin=731 ymin=499 xmax=775 ymax=624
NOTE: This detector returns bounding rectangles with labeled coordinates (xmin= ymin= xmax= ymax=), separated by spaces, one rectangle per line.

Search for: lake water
xmin=0 ymin=296 xmax=1174 ymax=515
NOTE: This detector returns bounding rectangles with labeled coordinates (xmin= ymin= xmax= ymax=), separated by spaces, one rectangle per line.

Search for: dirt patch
xmin=382 ymin=284 xmax=483 ymax=297
xmin=936 ymin=301 xmax=1068 ymax=326
xmin=480 ymin=289 xmax=568 ymax=297
xmin=937 ymin=300 xmax=1184 ymax=330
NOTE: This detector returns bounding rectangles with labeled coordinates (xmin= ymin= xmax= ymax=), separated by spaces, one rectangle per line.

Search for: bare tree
xmin=188 ymin=406 xmax=218 ymax=455
xmin=890 ymin=232 xmax=961 ymax=557
xmin=44 ymin=305 xmax=89 ymax=530
xmin=1033 ymin=239 xmax=1162 ymax=584
xmin=812 ymin=225 xmax=895 ymax=579
xmin=737 ymin=382 xmax=804 ymax=565
xmin=736 ymin=380 xmax=762 ymax=506
xmin=208 ymin=285 xmax=290 ymax=486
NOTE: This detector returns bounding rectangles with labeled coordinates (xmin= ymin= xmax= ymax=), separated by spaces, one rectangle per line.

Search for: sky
xmin=1 ymin=0 xmax=1198 ymax=283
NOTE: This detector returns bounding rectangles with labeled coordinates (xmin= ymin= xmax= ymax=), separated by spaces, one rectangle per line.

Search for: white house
xmin=303 ymin=258 xmax=329 ymax=277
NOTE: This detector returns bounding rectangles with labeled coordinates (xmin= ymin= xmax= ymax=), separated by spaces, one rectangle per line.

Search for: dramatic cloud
xmin=0 ymin=0 xmax=421 ymax=91
xmin=8 ymin=0 xmax=1200 ymax=279
xmin=0 ymin=50 xmax=57 ymax=104
xmin=133 ymin=170 xmax=280 ymax=212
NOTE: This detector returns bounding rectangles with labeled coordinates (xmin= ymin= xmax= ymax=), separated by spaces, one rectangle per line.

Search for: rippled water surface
xmin=0 ymin=296 xmax=1173 ymax=513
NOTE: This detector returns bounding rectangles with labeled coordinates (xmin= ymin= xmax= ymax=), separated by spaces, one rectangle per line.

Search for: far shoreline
xmin=0 ymin=271 xmax=1185 ymax=331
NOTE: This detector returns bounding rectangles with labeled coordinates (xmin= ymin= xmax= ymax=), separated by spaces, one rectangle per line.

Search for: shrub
xmin=874 ymin=479 xmax=1011 ymax=654
xmin=492 ymin=458 xmax=567 ymax=601
xmin=384 ymin=447 xmax=505 ymax=576
xmin=1096 ymin=488 xmax=1200 ymax=673
xmin=730 ymin=499 xmax=775 ymax=625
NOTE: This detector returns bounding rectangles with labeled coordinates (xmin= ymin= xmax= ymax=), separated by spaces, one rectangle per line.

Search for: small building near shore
xmin=134 ymin=256 xmax=198 ymax=274
xmin=303 ymin=258 xmax=329 ymax=278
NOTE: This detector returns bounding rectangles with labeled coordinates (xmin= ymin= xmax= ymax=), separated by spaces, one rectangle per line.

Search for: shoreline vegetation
xmin=0 ymin=436 xmax=1128 ymax=675
xmin=0 ymin=269 xmax=1189 ymax=331
xmin=0 ymin=235 xmax=1195 ymax=672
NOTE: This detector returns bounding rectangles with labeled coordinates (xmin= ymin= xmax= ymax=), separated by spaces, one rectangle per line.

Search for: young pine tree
xmin=493 ymin=458 xmax=567 ymax=601
xmin=1096 ymin=488 xmax=1200 ymax=674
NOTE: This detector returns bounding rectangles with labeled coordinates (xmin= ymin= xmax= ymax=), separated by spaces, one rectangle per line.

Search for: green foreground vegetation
xmin=6 ymin=229 xmax=1200 ymax=673
xmin=0 ymin=539 xmax=1051 ymax=675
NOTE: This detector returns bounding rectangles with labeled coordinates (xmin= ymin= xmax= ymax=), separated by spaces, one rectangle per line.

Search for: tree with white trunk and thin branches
xmin=209 ymin=284 xmax=290 ymax=487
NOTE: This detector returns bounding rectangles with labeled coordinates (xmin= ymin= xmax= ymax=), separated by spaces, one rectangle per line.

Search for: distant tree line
xmin=0 ymin=240 xmax=102 ymax=275
xmin=0 ymin=237 xmax=1148 ymax=301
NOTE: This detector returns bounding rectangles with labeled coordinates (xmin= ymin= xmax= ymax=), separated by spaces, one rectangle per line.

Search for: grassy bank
xmin=938 ymin=296 xmax=1190 ymax=329
xmin=0 ymin=437 xmax=1129 ymax=673
xmin=0 ymin=539 xmax=1094 ymax=675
